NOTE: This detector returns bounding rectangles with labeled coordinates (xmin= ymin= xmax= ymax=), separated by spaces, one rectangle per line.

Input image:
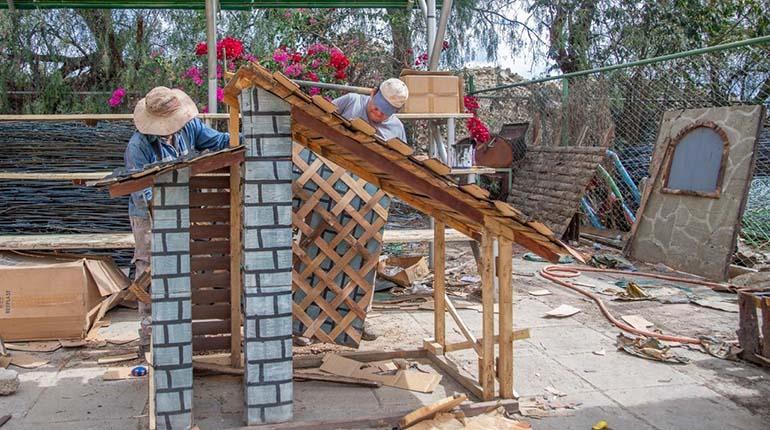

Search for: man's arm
xmin=189 ymin=117 xmax=239 ymax=152
xmin=124 ymin=134 xmax=154 ymax=211
xmin=332 ymin=93 xmax=355 ymax=113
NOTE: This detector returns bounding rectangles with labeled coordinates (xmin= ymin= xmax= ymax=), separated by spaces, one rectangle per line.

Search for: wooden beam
xmin=443 ymin=328 xmax=530 ymax=353
xmin=434 ymin=221 xmax=446 ymax=348
xmin=0 ymin=233 xmax=134 ymax=250
xmin=291 ymin=107 xmax=485 ymax=226
xmin=445 ymin=293 xmax=481 ymax=356
xmin=191 ymin=149 xmax=245 ymax=175
xmin=479 ymin=231 xmax=496 ymax=400
xmin=425 ymin=351 xmax=484 ymax=400
xmin=497 ymin=237 xmax=514 ymax=399
xmin=228 ymin=105 xmax=243 ymax=369
xmin=293 ymin=348 xmax=428 ymax=369
xmin=399 ymin=394 xmax=467 ymax=429
xmin=0 ymin=171 xmax=111 ymax=181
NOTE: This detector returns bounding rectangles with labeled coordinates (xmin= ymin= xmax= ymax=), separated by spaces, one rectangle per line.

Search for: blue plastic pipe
xmin=606 ymin=149 xmax=641 ymax=203
xmin=581 ymin=197 xmax=604 ymax=229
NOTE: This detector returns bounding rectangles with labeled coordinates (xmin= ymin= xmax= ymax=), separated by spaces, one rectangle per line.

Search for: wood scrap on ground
xmin=9 ymin=353 xmax=48 ymax=369
xmin=406 ymin=406 xmax=531 ymax=430
xmin=103 ymin=366 xmax=145 ymax=380
xmin=4 ymin=341 xmax=61 ymax=353
xmin=544 ymin=304 xmax=581 ymax=318
xmin=399 ymin=393 xmax=467 ymax=428
xmin=97 ymin=352 xmax=138 ymax=364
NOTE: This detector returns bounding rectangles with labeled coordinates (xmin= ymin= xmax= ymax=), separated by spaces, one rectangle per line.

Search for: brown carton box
xmin=399 ymin=69 xmax=464 ymax=114
xmin=0 ymin=251 xmax=129 ymax=341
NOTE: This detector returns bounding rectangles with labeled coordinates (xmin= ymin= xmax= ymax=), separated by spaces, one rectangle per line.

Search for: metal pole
xmin=428 ymin=0 xmax=453 ymax=70
xmin=561 ymin=78 xmax=569 ymax=146
xmin=205 ymin=0 xmax=218 ymax=116
xmin=293 ymin=79 xmax=371 ymax=94
xmin=426 ymin=0 xmax=436 ymax=59
xmin=417 ymin=0 xmax=427 ymax=19
xmin=469 ymin=34 xmax=770 ymax=95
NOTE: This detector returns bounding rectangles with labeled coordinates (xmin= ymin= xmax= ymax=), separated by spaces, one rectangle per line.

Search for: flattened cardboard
xmin=399 ymin=69 xmax=463 ymax=114
xmin=320 ymin=354 xmax=442 ymax=393
xmin=9 ymin=352 xmax=48 ymax=369
xmin=103 ymin=366 xmax=144 ymax=381
xmin=0 ymin=251 xmax=129 ymax=341
xmin=5 ymin=341 xmax=62 ymax=353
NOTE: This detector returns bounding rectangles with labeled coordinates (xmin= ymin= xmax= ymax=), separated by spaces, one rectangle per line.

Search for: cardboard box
xmin=399 ymin=69 xmax=464 ymax=114
xmin=377 ymin=255 xmax=430 ymax=287
xmin=0 ymin=251 xmax=129 ymax=341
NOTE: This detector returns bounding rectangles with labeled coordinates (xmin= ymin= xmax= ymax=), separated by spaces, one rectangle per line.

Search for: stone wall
xmin=150 ymin=168 xmax=193 ymax=430
xmin=239 ymin=88 xmax=294 ymax=424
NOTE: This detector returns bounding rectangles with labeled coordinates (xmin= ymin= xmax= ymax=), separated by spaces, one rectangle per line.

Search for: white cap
xmin=379 ymin=78 xmax=409 ymax=109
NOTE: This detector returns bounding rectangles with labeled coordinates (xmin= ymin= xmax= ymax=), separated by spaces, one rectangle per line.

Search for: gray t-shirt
xmin=332 ymin=93 xmax=407 ymax=142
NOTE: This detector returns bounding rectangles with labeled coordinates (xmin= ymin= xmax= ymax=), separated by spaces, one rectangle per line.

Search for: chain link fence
xmin=472 ymin=37 xmax=770 ymax=269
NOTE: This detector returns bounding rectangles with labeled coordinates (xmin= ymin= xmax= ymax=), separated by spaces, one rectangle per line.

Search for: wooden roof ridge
xmin=224 ymin=63 xmax=582 ymax=263
xmin=88 ymin=146 xmax=245 ymax=197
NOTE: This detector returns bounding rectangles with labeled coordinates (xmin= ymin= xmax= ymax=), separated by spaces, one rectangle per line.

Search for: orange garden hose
xmin=539 ymin=265 xmax=708 ymax=344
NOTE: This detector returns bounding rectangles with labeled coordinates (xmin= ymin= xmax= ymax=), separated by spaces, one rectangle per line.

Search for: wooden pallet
xmin=291 ymin=144 xmax=389 ymax=347
xmin=189 ymin=170 xmax=233 ymax=352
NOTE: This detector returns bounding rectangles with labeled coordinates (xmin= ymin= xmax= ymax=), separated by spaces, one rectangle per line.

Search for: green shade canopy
xmin=1 ymin=0 xmax=410 ymax=9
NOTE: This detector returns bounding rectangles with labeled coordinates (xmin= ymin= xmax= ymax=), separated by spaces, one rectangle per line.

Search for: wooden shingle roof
xmin=225 ymin=63 xmax=581 ymax=263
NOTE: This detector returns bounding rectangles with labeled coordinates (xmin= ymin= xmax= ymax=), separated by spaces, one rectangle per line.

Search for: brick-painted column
xmin=240 ymin=88 xmax=293 ymax=424
xmin=150 ymin=168 xmax=193 ymax=430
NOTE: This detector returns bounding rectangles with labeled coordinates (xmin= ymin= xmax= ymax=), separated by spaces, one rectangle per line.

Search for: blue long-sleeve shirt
xmin=124 ymin=118 xmax=233 ymax=218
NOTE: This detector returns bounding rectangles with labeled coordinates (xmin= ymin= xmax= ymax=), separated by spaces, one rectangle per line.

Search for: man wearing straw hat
xmin=125 ymin=86 xmax=236 ymax=352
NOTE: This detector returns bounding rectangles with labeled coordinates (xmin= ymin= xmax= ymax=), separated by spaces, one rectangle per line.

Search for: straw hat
xmin=133 ymin=87 xmax=198 ymax=136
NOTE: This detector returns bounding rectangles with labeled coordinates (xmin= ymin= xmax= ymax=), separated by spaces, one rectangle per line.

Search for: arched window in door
xmin=662 ymin=122 xmax=729 ymax=198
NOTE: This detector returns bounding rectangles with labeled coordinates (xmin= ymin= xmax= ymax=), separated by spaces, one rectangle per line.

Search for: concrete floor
xmin=3 ymin=253 xmax=770 ymax=429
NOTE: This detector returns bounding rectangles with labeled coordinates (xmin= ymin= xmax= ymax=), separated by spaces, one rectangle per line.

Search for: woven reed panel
xmin=291 ymin=144 xmax=390 ymax=347
xmin=189 ymin=171 xmax=232 ymax=352
xmin=507 ymin=146 xmax=607 ymax=237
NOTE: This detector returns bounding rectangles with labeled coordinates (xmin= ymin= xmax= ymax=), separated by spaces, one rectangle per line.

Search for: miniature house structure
xmin=94 ymin=63 xmax=578 ymax=429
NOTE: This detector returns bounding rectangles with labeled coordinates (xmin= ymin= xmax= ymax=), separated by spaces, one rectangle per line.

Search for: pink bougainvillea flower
xmin=334 ymin=69 xmax=347 ymax=80
xmin=216 ymin=87 xmax=224 ymax=102
xmin=304 ymin=71 xmax=319 ymax=82
xmin=309 ymin=87 xmax=321 ymax=96
xmin=307 ymin=43 xmax=328 ymax=56
xmin=244 ymin=53 xmax=258 ymax=63
xmin=284 ymin=63 xmax=304 ymax=78
xmin=329 ymin=48 xmax=350 ymax=71
xmin=108 ymin=87 xmax=126 ymax=107
xmin=216 ymin=36 xmax=244 ymax=60
xmin=195 ymin=42 xmax=207 ymax=56
xmin=310 ymin=58 xmax=322 ymax=69
xmin=200 ymin=105 xmax=209 ymax=113
xmin=273 ymin=48 xmax=289 ymax=65
xmin=463 ymin=95 xmax=480 ymax=113
xmin=184 ymin=66 xmax=203 ymax=86
xmin=216 ymin=64 xmax=223 ymax=79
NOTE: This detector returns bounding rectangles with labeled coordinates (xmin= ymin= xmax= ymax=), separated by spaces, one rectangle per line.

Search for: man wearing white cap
xmin=125 ymin=86 xmax=236 ymax=352
xmin=333 ymin=78 xmax=409 ymax=142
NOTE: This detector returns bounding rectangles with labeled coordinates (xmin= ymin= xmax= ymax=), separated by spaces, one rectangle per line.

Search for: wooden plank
xmin=190 ymin=240 xmax=230 ymax=255
xmin=423 ymin=158 xmax=452 ymax=176
xmin=0 ymin=171 xmax=110 ymax=181
xmin=192 ymin=335 xmax=231 ymax=352
xmin=425 ymin=351 xmax=484 ymax=400
xmin=461 ymin=184 xmax=491 ymax=200
xmin=312 ymin=94 xmax=339 ymax=113
xmin=108 ymin=175 xmax=154 ymax=198
xmin=293 ymin=348 xmax=427 ymax=369
xmin=383 ymin=228 xmax=467 ymax=244
xmin=190 ymin=149 xmax=245 ymax=176
xmin=190 ymin=176 xmax=230 ymax=190
xmin=384 ymin=138 xmax=414 ymax=156
xmin=479 ymin=231 xmax=495 ymax=400
xmin=738 ymin=292 xmax=760 ymax=362
xmin=0 ymin=233 xmax=135 ymax=250
xmin=350 ymin=118 xmax=376 ymax=136
xmin=434 ymin=221 xmax=446 ymax=348
xmin=192 ymin=303 xmax=231 ymax=320
xmin=0 ymin=113 xmax=231 ymax=122
xmin=497 ymin=237 xmax=514 ymax=399
xmin=191 ymin=255 xmax=230 ymax=271
xmin=444 ymin=328 xmax=530 ymax=353
xmin=229 ymin=111 xmax=244 ymax=367
xmin=190 ymin=207 xmax=231 ymax=223
xmin=190 ymin=225 xmax=230 ymax=239
xmin=444 ymin=293 xmax=481 ymax=356
xmin=190 ymin=192 xmax=230 ymax=206
xmin=191 ymin=272 xmax=230 ymax=289
xmin=399 ymin=394 xmax=467 ymax=429
xmin=192 ymin=319 xmax=231 ymax=335
xmin=192 ymin=289 xmax=231 ymax=305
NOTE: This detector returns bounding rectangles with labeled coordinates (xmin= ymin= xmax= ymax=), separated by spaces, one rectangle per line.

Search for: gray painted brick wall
xmin=240 ymin=88 xmax=294 ymax=425
xmin=151 ymin=168 xmax=193 ymax=430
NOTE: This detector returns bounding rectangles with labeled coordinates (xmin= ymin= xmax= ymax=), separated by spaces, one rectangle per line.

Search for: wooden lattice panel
xmin=291 ymin=144 xmax=390 ymax=347
xmin=189 ymin=170 xmax=232 ymax=352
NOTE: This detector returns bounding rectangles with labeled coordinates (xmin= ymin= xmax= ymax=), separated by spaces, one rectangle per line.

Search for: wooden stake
xmin=398 ymin=393 xmax=467 ymax=429
xmin=228 ymin=104 xmax=243 ymax=368
xmin=434 ymin=221 xmax=446 ymax=348
xmin=498 ymin=237 xmax=514 ymax=399
xmin=479 ymin=230 xmax=496 ymax=400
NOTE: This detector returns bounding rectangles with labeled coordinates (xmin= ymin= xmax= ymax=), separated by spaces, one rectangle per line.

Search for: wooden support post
xmin=445 ymin=293 xmax=481 ymax=356
xmin=479 ymin=230 xmax=496 ymax=400
xmin=497 ymin=237 xmax=514 ymax=399
xmin=434 ymin=221 xmax=446 ymax=348
xmin=229 ymin=104 xmax=243 ymax=368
